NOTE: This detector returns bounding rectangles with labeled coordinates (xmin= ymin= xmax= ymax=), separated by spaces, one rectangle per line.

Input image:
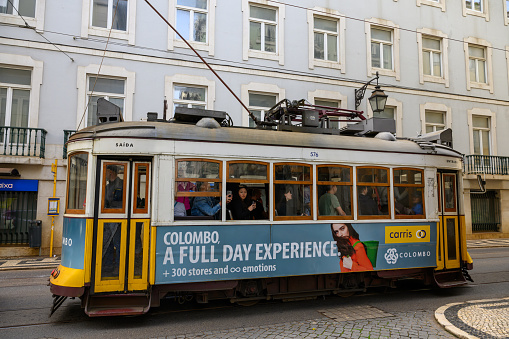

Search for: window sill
xmin=464 ymin=9 xmax=489 ymax=21
xmin=423 ymin=74 xmax=447 ymax=86
xmin=86 ymin=27 xmax=132 ymax=44
xmin=0 ymin=14 xmax=36 ymax=28
xmin=469 ymin=81 xmax=493 ymax=93
xmin=311 ymin=59 xmax=344 ymax=72
xmin=248 ymin=49 xmax=282 ymax=64
xmin=371 ymin=67 xmax=398 ymax=80
xmin=174 ymin=40 xmax=212 ymax=54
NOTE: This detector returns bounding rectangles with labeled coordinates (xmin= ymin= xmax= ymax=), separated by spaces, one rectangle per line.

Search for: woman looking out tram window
xmin=229 ymin=185 xmax=256 ymax=220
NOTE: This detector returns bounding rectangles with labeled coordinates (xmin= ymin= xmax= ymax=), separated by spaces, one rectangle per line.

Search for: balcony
xmin=464 ymin=155 xmax=509 ymax=176
xmin=0 ymin=126 xmax=47 ymax=158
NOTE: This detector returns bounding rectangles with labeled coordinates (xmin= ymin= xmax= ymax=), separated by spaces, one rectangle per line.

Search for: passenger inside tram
xmin=358 ymin=186 xmax=380 ymax=215
xmin=191 ymin=182 xmax=231 ymax=218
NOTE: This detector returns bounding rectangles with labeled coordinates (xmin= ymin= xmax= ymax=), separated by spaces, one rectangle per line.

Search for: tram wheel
xmin=235 ymin=299 xmax=260 ymax=307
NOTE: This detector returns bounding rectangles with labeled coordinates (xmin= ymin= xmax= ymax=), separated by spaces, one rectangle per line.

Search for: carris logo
xmin=384 ymin=248 xmax=398 ymax=264
xmin=0 ymin=183 xmax=14 ymax=189
xmin=416 ymin=230 xmax=427 ymax=239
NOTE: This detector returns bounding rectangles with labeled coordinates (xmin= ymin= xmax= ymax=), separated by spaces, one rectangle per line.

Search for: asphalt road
xmin=0 ymin=246 xmax=507 ymax=339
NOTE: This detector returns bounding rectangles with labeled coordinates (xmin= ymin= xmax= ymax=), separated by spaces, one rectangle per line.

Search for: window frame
xmin=175 ymin=158 xmax=222 ymax=199
xmin=505 ymin=0 xmax=509 ymax=25
xmin=366 ymin=97 xmax=403 ymax=137
xmin=307 ymin=7 xmax=345 ymax=72
xmin=81 ymin=0 xmax=137 ymax=45
xmin=65 ymin=152 xmax=89 ymax=215
xmin=86 ymin=75 xmax=126 ymax=127
xmin=242 ymin=0 xmax=285 ymax=65
xmin=100 ymin=161 xmax=129 ymax=215
xmin=76 ymin=64 xmax=135 ymax=130
xmin=462 ymin=0 xmax=490 ymax=21
xmin=168 ymin=0 xmax=217 ymax=56
xmin=365 ymin=18 xmax=400 ymax=80
xmin=356 ymin=166 xmax=391 ymax=220
xmin=416 ymin=0 xmax=446 ymax=11
xmin=417 ymin=29 xmax=450 ymax=87
xmin=165 ymin=74 xmax=215 ymax=120
xmin=442 ymin=174 xmax=457 ymax=213
xmin=132 ymin=162 xmax=150 ymax=215
xmin=420 ymin=103 xmax=452 ymax=135
xmin=463 ymin=38 xmax=493 ymax=93
xmin=0 ymin=0 xmax=45 ymax=30
xmin=241 ymin=82 xmax=285 ymax=127
xmin=393 ymin=167 xmax=426 ymax=219
xmin=467 ymin=108 xmax=497 ymax=156
xmin=316 ymin=165 xmax=352 ymax=220
xmin=273 ymin=162 xmax=313 ymax=221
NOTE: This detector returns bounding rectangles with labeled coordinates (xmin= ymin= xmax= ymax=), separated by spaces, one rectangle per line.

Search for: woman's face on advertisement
xmin=239 ymin=188 xmax=247 ymax=200
xmin=332 ymin=223 xmax=349 ymax=238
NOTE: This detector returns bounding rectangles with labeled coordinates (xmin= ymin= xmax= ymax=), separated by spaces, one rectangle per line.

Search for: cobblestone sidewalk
xmin=0 ymin=256 xmax=60 ymax=271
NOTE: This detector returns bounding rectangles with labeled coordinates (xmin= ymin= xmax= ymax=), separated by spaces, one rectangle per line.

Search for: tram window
xmin=443 ymin=174 xmax=456 ymax=212
xmin=317 ymin=165 xmax=352 ymax=219
xmin=175 ymin=159 xmax=222 ymax=219
xmin=101 ymin=163 xmax=127 ymax=214
xmin=274 ymin=163 xmax=312 ymax=219
xmin=133 ymin=163 xmax=150 ymax=214
xmin=66 ymin=152 xmax=88 ymax=214
xmin=356 ymin=167 xmax=389 ymax=218
xmin=393 ymin=168 xmax=425 ymax=219
xmin=227 ymin=161 xmax=269 ymax=220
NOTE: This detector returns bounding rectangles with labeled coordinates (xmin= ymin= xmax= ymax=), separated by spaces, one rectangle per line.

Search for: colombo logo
xmin=384 ymin=248 xmax=398 ymax=264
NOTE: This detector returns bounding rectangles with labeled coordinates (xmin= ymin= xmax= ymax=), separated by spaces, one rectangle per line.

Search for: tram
xmin=49 ymin=103 xmax=472 ymax=317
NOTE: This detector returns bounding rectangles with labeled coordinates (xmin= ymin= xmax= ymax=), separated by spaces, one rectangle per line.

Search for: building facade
xmin=0 ymin=0 xmax=508 ymax=256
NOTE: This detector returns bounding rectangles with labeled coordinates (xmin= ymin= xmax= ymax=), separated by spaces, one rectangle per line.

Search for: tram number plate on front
xmin=310 ymin=152 xmax=319 ymax=158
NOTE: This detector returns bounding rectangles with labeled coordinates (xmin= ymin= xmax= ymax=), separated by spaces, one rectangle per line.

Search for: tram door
xmin=436 ymin=171 xmax=460 ymax=270
xmin=93 ymin=159 xmax=151 ymax=293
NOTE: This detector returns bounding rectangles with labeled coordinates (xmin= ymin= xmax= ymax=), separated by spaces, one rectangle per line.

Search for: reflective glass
xmin=371 ymin=43 xmax=381 ymax=68
xmin=314 ymin=17 xmax=337 ymax=32
xmin=433 ymin=52 xmax=442 ymax=76
xmin=194 ymin=12 xmax=207 ymax=42
xmin=101 ymin=222 xmax=122 ymax=279
xmin=0 ymin=88 xmax=6 ymax=126
xmin=92 ymin=0 xmax=108 ymax=28
xmin=135 ymin=165 xmax=148 ymax=210
xmin=0 ymin=67 xmax=31 ymax=86
xmin=88 ymin=96 xmax=124 ymax=126
xmin=327 ymin=34 xmax=338 ymax=61
xmin=423 ymin=51 xmax=431 ymax=75
xmin=228 ymin=163 xmax=267 ymax=180
xmin=357 ymin=168 xmax=388 ymax=183
xmin=426 ymin=111 xmax=445 ymax=124
xmin=265 ymin=24 xmax=276 ymax=52
xmin=133 ymin=222 xmax=144 ymax=279
xmin=67 ymin=153 xmax=88 ymax=211
xmin=371 ymin=28 xmax=391 ymax=42
xmin=383 ymin=44 xmax=392 ymax=70
xmin=88 ymin=77 xmax=125 ymax=94
xmin=103 ymin=164 xmax=126 ymax=210
xmin=249 ymin=21 xmax=261 ymax=50
xmin=393 ymin=169 xmax=422 ymax=185
xmin=469 ymin=46 xmax=485 ymax=58
xmin=314 ymin=33 xmax=325 ymax=60
xmin=250 ymin=5 xmax=276 ymax=21
xmin=249 ymin=110 xmax=261 ymax=128
xmin=176 ymin=9 xmax=191 ymax=40
xmin=274 ymin=164 xmax=310 ymax=181
xmin=473 ymin=0 xmax=482 ymax=12
xmin=19 ymin=0 xmax=36 ymax=17
xmin=481 ymin=130 xmax=490 ymax=155
xmin=173 ymin=86 xmax=206 ymax=102
xmin=10 ymin=89 xmax=29 ymax=127
xmin=317 ymin=166 xmax=350 ymax=182
xmin=446 ymin=219 xmax=457 ymax=259
xmin=423 ymin=37 xmax=440 ymax=50
xmin=478 ymin=60 xmax=486 ymax=83
xmin=473 ymin=130 xmax=481 ymax=154
xmin=443 ymin=175 xmax=456 ymax=210
xmin=472 ymin=116 xmax=489 ymax=128
xmin=177 ymin=161 xmax=220 ymax=179
xmin=374 ymin=107 xmax=394 ymax=120
xmin=249 ymin=93 xmax=276 ymax=107
xmin=112 ymin=0 xmax=128 ymax=31
xmin=177 ymin=0 xmax=207 ymax=10
xmin=469 ymin=59 xmax=476 ymax=81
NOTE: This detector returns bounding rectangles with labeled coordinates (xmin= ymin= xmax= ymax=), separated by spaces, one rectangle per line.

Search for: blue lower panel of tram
xmin=155 ymin=222 xmax=436 ymax=284
xmin=61 ymin=217 xmax=87 ymax=270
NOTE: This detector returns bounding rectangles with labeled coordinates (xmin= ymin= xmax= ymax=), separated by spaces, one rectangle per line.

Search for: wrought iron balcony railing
xmin=63 ymin=130 xmax=76 ymax=159
xmin=464 ymin=155 xmax=509 ymax=175
xmin=0 ymin=126 xmax=47 ymax=158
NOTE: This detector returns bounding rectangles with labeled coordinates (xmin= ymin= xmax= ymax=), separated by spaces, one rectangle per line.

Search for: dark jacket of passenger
xmin=229 ymin=199 xmax=253 ymax=220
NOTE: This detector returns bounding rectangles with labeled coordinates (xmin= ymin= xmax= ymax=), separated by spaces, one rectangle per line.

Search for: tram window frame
xmin=443 ymin=174 xmax=457 ymax=213
xmin=226 ymin=161 xmax=269 ymax=220
xmin=133 ymin=163 xmax=150 ymax=215
xmin=175 ymin=158 xmax=222 ymax=218
xmin=356 ymin=166 xmax=390 ymax=219
xmin=273 ymin=162 xmax=313 ymax=220
xmin=65 ymin=152 xmax=89 ymax=214
xmin=393 ymin=168 xmax=426 ymax=219
xmin=101 ymin=162 xmax=128 ymax=214
xmin=317 ymin=165 xmax=353 ymax=220
xmin=437 ymin=173 xmax=441 ymax=213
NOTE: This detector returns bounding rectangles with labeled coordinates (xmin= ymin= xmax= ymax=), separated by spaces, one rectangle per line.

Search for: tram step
xmin=85 ymin=293 xmax=151 ymax=317
xmin=433 ymin=270 xmax=467 ymax=288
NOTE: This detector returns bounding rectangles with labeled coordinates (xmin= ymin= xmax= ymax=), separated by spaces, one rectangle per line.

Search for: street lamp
xmin=354 ymin=71 xmax=388 ymax=113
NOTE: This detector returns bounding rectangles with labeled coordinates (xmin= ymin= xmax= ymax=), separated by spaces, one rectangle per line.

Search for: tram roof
xmin=69 ymin=121 xmax=462 ymax=158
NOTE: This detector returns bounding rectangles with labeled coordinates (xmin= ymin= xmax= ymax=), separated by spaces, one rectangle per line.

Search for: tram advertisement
xmin=155 ymin=222 xmax=436 ymax=284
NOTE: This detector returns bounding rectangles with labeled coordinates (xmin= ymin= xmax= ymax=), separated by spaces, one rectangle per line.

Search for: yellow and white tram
xmin=49 ymin=109 xmax=472 ymax=316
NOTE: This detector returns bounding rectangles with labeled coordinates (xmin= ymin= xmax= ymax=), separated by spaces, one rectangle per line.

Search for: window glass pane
xmin=176 ymin=9 xmax=191 ymax=40
xmin=318 ymin=166 xmax=350 ymax=182
xmin=194 ymin=12 xmax=207 ymax=43
xmin=177 ymin=161 xmax=219 ymax=179
xmin=423 ymin=51 xmax=431 ymax=75
xmin=383 ymin=44 xmax=392 ymax=69
xmin=0 ymin=67 xmax=31 ymax=86
xmin=92 ymin=0 xmax=108 ymax=28
xmin=249 ymin=93 xmax=276 ymax=107
xmin=426 ymin=126 xmax=434 ymax=133
xmin=133 ymin=221 xmax=144 ymax=278
xmin=478 ymin=60 xmax=486 ymax=83
xmin=327 ymin=34 xmax=338 ymax=61
xmin=426 ymin=111 xmax=445 ymax=124
xmin=314 ymin=100 xmax=339 ymax=108
xmin=174 ymin=86 xmax=206 ymax=102
xmin=473 ymin=130 xmax=481 ymax=154
xmin=135 ymin=165 xmax=148 ymax=211
xmin=177 ymin=0 xmax=207 ymax=10
xmin=469 ymin=59 xmax=476 ymax=81
xmin=0 ymin=88 xmax=6 ymax=126
xmin=371 ymin=42 xmax=381 ymax=68
xmin=318 ymin=185 xmax=350 ymax=216
xmin=274 ymin=164 xmax=310 ymax=181
xmin=423 ymin=38 xmax=440 ymax=50
xmin=469 ymin=46 xmax=485 ymax=58
xmin=112 ymin=0 xmax=128 ymax=31
xmin=314 ymin=33 xmax=324 ymax=60
xmin=87 ymin=96 xmax=124 ymax=126
xmin=357 ymin=186 xmax=383 ymax=216
xmin=250 ymin=5 xmax=276 ymax=22
xmin=371 ymin=28 xmax=391 ymax=42
xmin=10 ymin=89 xmax=29 ymax=127
xmin=473 ymin=0 xmax=482 ymax=11
xmin=228 ymin=163 xmax=267 ymax=180
xmin=314 ymin=17 xmax=337 ymax=32
xmin=249 ymin=21 xmax=262 ymax=50
xmin=275 ymin=184 xmax=308 ymax=216
xmin=264 ymin=24 xmax=276 ymax=52
xmin=357 ymin=168 xmax=388 ymax=183
xmin=394 ymin=169 xmax=422 ymax=185
xmin=67 ymin=153 xmax=88 ymax=211
xmin=443 ymin=175 xmax=456 ymax=210
xmin=481 ymin=130 xmax=490 ymax=155
xmin=472 ymin=116 xmax=489 ymax=128
xmin=18 ymin=0 xmax=36 ymax=18
xmin=89 ymin=77 xmax=125 ymax=94
xmin=104 ymin=164 xmax=126 ymax=210
xmin=395 ymin=188 xmax=423 ymax=216
xmin=374 ymin=107 xmax=394 ymax=120
xmin=432 ymin=52 xmax=442 ymax=76
xmin=0 ymin=1 xmax=14 ymax=15
xmin=249 ymin=110 xmax=261 ymax=128
xmin=446 ymin=219 xmax=457 ymax=259
xmin=101 ymin=222 xmax=122 ymax=278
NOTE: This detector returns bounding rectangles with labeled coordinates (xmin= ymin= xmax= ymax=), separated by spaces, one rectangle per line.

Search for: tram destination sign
xmin=155 ymin=222 xmax=436 ymax=284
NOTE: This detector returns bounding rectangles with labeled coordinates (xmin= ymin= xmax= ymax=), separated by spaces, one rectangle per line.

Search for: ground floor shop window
xmin=0 ymin=190 xmax=37 ymax=245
